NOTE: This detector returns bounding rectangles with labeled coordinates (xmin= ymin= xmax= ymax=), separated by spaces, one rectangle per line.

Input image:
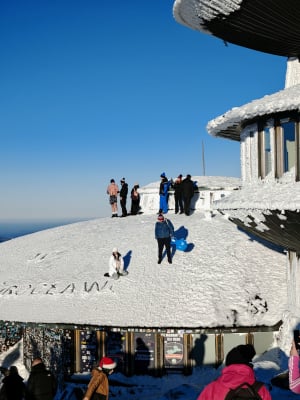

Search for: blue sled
xmin=171 ymin=237 xmax=188 ymax=251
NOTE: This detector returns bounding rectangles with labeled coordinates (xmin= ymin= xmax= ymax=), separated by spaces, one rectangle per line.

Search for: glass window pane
xmin=264 ymin=126 xmax=272 ymax=175
xmin=282 ymin=121 xmax=296 ymax=172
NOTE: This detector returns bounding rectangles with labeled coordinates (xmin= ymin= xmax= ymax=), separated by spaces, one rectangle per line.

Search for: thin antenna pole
xmin=202 ymin=140 xmax=206 ymax=176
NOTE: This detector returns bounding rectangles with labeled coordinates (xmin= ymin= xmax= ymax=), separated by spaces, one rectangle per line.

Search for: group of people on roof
xmin=106 ymin=178 xmax=140 ymax=218
xmin=159 ymin=172 xmax=197 ymax=216
xmin=106 ymin=173 xmax=197 ymax=218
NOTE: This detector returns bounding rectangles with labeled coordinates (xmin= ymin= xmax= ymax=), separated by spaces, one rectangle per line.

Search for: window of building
xmin=258 ymin=116 xmax=300 ymax=181
xmin=282 ymin=119 xmax=296 ymax=173
xmin=258 ymin=125 xmax=272 ymax=179
xmin=275 ymin=118 xmax=297 ymax=178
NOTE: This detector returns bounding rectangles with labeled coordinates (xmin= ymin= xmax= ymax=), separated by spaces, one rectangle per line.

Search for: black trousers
xmin=183 ymin=196 xmax=192 ymax=216
xmin=174 ymin=193 xmax=183 ymax=213
xmin=120 ymin=197 xmax=127 ymax=216
xmin=157 ymin=237 xmax=172 ymax=262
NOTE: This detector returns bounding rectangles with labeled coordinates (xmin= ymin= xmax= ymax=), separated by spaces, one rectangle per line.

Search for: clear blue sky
xmin=0 ymin=0 xmax=286 ymax=221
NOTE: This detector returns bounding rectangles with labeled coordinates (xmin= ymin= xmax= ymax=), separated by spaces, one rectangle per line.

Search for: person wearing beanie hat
xmin=105 ymin=248 xmax=128 ymax=279
xmin=83 ymin=357 xmax=116 ymax=400
xmin=119 ymin=178 xmax=128 ymax=217
xmin=159 ymin=172 xmax=172 ymax=214
xmin=155 ymin=213 xmax=174 ymax=264
xmin=197 ymin=344 xmax=272 ymax=400
xmin=225 ymin=344 xmax=256 ymax=367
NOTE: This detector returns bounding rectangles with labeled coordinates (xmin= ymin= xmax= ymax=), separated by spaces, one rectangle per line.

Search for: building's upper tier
xmin=173 ymin=0 xmax=300 ymax=58
xmin=206 ymin=83 xmax=300 ymax=141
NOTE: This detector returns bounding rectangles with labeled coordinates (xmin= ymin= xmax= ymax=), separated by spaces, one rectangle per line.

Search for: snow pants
xmin=159 ymin=194 xmax=169 ymax=214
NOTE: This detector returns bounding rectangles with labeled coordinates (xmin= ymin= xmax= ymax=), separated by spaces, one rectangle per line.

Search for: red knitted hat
xmin=99 ymin=357 xmax=116 ymax=370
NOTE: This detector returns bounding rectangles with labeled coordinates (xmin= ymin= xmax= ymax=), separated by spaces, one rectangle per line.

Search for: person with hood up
xmin=83 ymin=357 xmax=116 ymax=400
xmin=155 ymin=213 xmax=174 ymax=264
xmin=197 ymin=344 xmax=271 ymax=399
xmin=106 ymin=248 xmax=128 ymax=279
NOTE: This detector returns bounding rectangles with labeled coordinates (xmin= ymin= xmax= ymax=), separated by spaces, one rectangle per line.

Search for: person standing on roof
xmin=106 ymin=179 xmax=119 ymax=218
xmin=181 ymin=174 xmax=195 ymax=216
xmin=155 ymin=213 xmax=174 ymax=264
xmin=159 ymin=172 xmax=172 ymax=214
xmin=173 ymin=174 xmax=184 ymax=214
xmin=130 ymin=183 xmax=140 ymax=215
xmin=119 ymin=178 xmax=128 ymax=217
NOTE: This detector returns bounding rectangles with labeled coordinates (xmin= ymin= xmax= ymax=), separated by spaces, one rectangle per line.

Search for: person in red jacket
xmin=197 ymin=344 xmax=271 ymax=400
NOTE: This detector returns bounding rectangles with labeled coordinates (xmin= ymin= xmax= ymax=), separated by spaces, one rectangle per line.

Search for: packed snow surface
xmin=0 ymin=210 xmax=286 ymax=328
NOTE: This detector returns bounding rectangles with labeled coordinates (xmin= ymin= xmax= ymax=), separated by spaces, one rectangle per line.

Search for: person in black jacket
xmin=26 ymin=358 xmax=57 ymax=400
xmin=181 ymin=174 xmax=195 ymax=216
xmin=130 ymin=184 xmax=140 ymax=215
xmin=173 ymin=174 xmax=183 ymax=214
xmin=1 ymin=366 xmax=25 ymax=400
xmin=119 ymin=178 xmax=128 ymax=217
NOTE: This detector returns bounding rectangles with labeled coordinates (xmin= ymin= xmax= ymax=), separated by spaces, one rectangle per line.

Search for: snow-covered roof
xmin=206 ymin=84 xmax=300 ymax=140
xmin=215 ymin=179 xmax=300 ymax=211
xmin=0 ymin=211 xmax=286 ymax=329
xmin=173 ymin=0 xmax=300 ymax=58
xmin=173 ymin=0 xmax=241 ymax=32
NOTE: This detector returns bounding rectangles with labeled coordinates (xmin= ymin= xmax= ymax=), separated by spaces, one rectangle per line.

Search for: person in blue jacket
xmin=159 ymin=172 xmax=172 ymax=214
xmin=155 ymin=213 xmax=174 ymax=264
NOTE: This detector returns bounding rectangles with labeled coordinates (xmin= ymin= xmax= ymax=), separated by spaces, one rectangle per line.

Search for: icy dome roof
xmin=0 ymin=209 xmax=286 ymax=329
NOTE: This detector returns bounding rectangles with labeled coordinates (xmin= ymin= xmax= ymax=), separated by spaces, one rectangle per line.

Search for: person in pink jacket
xmin=197 ymin=344 xmax=271 ymax=400
xmin=289 ymin=339 xmax=300 ymax=393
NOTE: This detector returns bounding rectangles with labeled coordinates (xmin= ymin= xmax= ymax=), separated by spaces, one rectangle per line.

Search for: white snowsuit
xmin=108 ymin=253 xmax=124 ymax=277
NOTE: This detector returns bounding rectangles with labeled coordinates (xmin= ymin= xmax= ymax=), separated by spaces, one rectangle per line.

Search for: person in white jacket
xmin=107 ymin=248 xmax=128 ymax=279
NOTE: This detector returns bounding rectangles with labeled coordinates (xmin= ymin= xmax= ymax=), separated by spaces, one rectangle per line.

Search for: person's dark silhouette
xmin=134 ymin=338 xmax=151 ymax=374
xmin=189 ymin=335 xmax=207 ymax=367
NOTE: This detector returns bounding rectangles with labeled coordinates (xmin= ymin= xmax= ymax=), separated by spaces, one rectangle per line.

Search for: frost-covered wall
xmin=240 ymin=124 xmax=259 ymax=183
xmin=285 ymin=57 xmax=300 ymax=89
